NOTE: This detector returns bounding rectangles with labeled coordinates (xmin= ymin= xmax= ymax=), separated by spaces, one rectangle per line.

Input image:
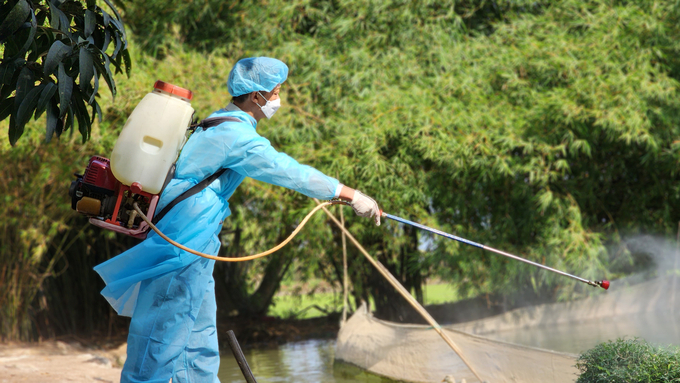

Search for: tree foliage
xmin=0 ymin=0 xmax=130 ymax=145
xmin=198 ymin=0 xmax=680 ymax=308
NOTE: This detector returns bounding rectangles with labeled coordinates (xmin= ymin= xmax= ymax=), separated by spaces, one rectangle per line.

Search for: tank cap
xmin=153 ymin=80 xmax=193 ymax=101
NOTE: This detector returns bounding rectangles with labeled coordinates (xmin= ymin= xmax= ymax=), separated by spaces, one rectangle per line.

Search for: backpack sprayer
xmin=69 ymin=81 xmax=195 ymax=239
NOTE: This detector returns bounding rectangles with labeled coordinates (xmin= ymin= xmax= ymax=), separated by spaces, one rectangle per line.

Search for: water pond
xmin=218 ymin=339 xmax=397 ymax=383
xmin=218 ymin=309 xmax=680 ymax=382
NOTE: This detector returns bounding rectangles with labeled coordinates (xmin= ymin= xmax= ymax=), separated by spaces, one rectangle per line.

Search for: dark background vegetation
xmin=2 ymin=0 xmax=680 ymax=342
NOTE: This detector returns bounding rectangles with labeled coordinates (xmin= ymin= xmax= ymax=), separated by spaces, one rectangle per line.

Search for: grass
xmin=267 ymin=281 xmax=460 ymax=319
xmin=423 ymin=282 xmax=460 ymax=305
xmin=576 ymin=338 xmax=680 ymax=383
xmin=267 ymin=289 xmax=342 ymax=319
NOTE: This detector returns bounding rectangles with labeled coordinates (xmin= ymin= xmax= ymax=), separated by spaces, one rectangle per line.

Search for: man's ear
xmin=249 ymin=91 xmax=261 ymax=106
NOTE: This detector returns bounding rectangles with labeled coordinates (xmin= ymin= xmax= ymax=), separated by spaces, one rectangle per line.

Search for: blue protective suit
xmin=94 ymin=106 xmax=339 ymax=383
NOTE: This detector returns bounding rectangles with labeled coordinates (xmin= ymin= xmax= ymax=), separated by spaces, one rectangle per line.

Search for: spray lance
xmin=130 ymin=196 xmax=609 ymax=290
xmin=381 ymin=212 xmax=610 ymax=290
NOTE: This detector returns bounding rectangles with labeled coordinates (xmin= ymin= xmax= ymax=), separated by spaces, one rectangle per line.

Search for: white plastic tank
xmin=110 ymin=81 xmax=194 ymax=194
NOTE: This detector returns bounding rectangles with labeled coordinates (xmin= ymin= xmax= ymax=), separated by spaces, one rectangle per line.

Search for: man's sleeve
xmin=222 ymin=128 xmax=340 ymax=200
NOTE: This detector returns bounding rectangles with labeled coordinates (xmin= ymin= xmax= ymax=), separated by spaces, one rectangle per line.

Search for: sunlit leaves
xmin=0 ymin=0 xmax=131 ymax=145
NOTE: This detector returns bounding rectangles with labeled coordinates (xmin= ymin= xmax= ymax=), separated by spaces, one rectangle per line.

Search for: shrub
xmin=577 ymin=338 xmax=680 ymax=383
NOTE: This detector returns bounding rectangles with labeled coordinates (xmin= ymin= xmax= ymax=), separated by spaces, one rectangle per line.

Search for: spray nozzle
xmin=597 ymin=280 xmax=610 ymax=290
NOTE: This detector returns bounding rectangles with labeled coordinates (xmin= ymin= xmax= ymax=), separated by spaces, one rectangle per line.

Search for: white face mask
xmin=257 ymin=91 xmax=281 ymax=119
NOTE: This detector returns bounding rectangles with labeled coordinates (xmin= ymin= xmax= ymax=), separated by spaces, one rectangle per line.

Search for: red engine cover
xmin=84 ymin=156 xmax=118 ymax=190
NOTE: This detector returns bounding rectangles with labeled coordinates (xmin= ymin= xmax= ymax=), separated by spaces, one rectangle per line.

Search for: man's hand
xmin=351 ymin=190 xmax=381 ymax=226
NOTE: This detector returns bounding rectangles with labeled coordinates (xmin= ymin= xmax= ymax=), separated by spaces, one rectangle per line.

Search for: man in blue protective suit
xmin=94 ymin=57 xmax=381 ymax=383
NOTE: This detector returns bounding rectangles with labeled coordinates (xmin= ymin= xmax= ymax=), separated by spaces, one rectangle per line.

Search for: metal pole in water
xmin=341 ymin=206 xmax=349 ymax=325
xmin=226 ymin=330 xmax=258 ymax=383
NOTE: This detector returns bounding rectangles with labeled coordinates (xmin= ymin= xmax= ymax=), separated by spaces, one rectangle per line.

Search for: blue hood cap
xmin=227 ymin=57 xmax=289 ymax=97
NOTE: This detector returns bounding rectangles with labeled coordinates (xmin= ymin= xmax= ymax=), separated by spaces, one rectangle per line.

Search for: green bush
xmin=577 ymin=338 xmax=680 ymax=383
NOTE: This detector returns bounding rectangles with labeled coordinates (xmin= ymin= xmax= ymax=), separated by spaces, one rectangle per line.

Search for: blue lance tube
xmin=381 ymin=212 xmax=610 ymax=290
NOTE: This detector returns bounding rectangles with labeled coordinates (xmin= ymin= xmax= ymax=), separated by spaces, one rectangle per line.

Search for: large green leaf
xmin=78 ymin=46 xmax=94 ymax=93
xmin=0 ymin=67 xmax=20 ymax=100
xmin=121 ymin=48 xmax=131 ymax=76
xmin=8 ymin=111 xmax=19 ymax=145
xmin=92 ymin=50 xmax=115 ymax=97
xmin=34 ymin=82 xmax=57 ymax=120
xmin=43 ymin=40 xmax=72 ymax=75
xmin=8 ymin=74 xmax=39 ymax=145
xmin=0 ymin=97 xmax=14 ymax=121
xmin=57 ymin=63 xmax=72 ymax=117
xmin=14 ymin=66 xmax=34 ymax=111
xmin=102 ymin=0 xmax=124 ymax=32
xmin=49 ymin=1 xmax=72 ymax=39
xmin=71 ymin=87 xmax=90 ymax=142
xmin=15 ymin=83 xmax=45 ymax=132
xmin=0 ymin=58 xmax=24 ymax=86
xmin=0 ymin=0 xmax=30 ymax=39
xmin=29 ymin=24 xmax=51 ymax=63
xmin=84 ymin=9 xmax=96 ymax=37
xmin=44 ymin=99 xmax=59 ymax=142
xmin=49 ymin=2 xmax=60 ymax=30
xmin=112 ymin=31 xmax=122 ymax=58
xmin=64 ymin=105 xmax=73 ymax=135
xmin=102 ymin=28 xmax=111 ymax=52
xmin=59 ymin=1 xmax=84 ymax=16
xmin=89 ymin=66 xmax=98 ymax=104
xmin=3 ymin=9 xmax=37 ymax=63
xmin=101 ymin=10 xmax=111 ymax=28
xmin=92 ymin=99 xmax=102 ymax=122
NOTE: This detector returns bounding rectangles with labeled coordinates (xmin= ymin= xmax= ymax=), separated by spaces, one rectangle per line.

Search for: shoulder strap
xmin=152 ymin=116 xmax=242 ymax=224
xmin=152 ymin=168 xmax=228 ymax=225
xmin=188 ymin=116 xmax=243 ymax=132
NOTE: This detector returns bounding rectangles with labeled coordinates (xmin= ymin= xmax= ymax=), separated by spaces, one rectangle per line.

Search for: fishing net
xmin=335 ymin=275 xmax=679 ymax=383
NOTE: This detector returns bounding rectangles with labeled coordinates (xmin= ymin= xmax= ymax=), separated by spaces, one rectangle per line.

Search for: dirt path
xmin=0 ymin=341 xmax=126 ymax=383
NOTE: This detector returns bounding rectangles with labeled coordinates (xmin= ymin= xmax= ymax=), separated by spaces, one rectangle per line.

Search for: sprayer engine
xmin=69 ymin=156 xmax=159 ymax=239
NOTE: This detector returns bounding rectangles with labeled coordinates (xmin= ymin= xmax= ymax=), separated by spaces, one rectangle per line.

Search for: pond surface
xmin=218 ymin=309 xmax=680 ymax=382
xmin=218 ymin=339 xmax=396 ymax=383
xmin=480 ymin=309 xmax=680 ymax=355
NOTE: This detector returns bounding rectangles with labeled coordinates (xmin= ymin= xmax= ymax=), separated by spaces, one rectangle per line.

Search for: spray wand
xmin=134 ymin=200 xmax=609 ymax=290
xmin=382 ymin=212 xmax=610 ymax=290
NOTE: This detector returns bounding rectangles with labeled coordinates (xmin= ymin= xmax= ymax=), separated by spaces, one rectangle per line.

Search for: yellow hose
xmin=134 ymin=199 xmax=484 ymax=381
xmin=133 ymin=200 xmax=348 ymax=262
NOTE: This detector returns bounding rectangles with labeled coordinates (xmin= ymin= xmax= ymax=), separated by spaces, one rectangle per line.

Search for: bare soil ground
xmin=0 ymin=341 xmax=126 ymax=383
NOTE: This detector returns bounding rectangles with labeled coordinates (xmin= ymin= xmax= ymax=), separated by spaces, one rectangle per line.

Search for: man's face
xmin=257 ymin=84 xmax=281 ymax=104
